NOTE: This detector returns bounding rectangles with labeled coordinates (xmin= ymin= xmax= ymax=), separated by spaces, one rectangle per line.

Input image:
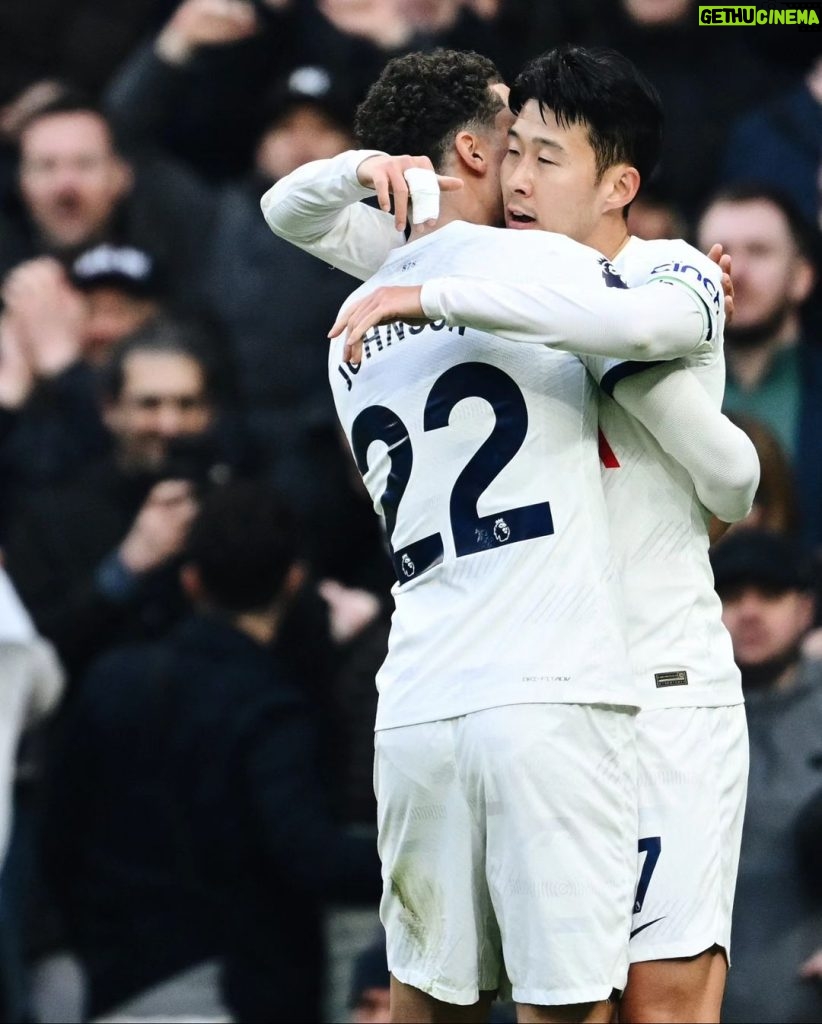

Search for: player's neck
xmin=583 ymin=217 xmax=632 ymax=262
xmin=408 ymin=189 xmax=491 ymax=241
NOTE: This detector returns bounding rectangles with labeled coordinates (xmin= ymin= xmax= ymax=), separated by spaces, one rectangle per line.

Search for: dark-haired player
xmin=264 ymin=47 xmax=756 ymax=1024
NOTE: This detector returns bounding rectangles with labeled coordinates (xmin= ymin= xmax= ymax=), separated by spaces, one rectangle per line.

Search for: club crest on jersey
xmin=401 ymin=553 xmax=416 ymax=577
xmin=493 ymin=518 xmax=511 ymax=543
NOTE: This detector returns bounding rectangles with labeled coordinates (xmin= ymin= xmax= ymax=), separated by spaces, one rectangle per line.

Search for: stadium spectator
xmin=42 ymin=481 xmax=381 ymax=1023
xmin=712 ymin=529 xmax=822 ymax=1023
xmin=0 ymin=245 xmax=163 ymax=500
xmin=722 ymin=412 xmax=801 ymax=539
xmin=696 ymin=184 xmax=822 ymax=547
xmin=108 ymin=50 xmax=394 ymax=583
xmin=720 ymin=54 xmax=822 ymax=227
xmin=349 ymin=936 xmax=390 ymax=1024
xmin=580 ymin=0 xmax=788 ymax=218
xmin=0 ymin=93 xmax=215 ymax=311
xmin=105 ymin=0 xmax=506 ymax=180
xmin=2 ymin=318 xmax=239 ymax=678
xmin=195 ymin=66 xmax=360 ymax=503
xmin=626 ymin=184 xmax=685 ymax=241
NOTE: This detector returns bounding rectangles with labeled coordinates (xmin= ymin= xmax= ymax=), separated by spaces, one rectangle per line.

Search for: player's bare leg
xmin=618 ymin=946 xmax=727 ymax=1023
xmin=517 ymin=994 xmax=617 ymax=1024
xmin=390 ymin=976 xmax=496 ymax=1023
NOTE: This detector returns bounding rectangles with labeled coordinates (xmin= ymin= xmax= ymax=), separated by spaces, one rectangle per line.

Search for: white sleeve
xmin=419 ymin=273 xmax=713 ymax=361
xmin=26 ymin=637 xmax=64 ymax=721
xmin=260 ymin=150 xmax=406 ymax=281
xmin=612 ymin=363 xmax=761 ymax=523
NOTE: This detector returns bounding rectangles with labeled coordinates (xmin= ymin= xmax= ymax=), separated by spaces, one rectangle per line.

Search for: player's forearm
xmin=260 ymin=150 xmax=404 ymax=281
xmin=612 ymin=365 xmax=761 ymax=522
xmin=419 ymin=276 xmax=710 ymax=361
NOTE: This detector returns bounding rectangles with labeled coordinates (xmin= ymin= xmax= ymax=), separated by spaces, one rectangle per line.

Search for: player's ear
xmin=602 ymin=164 xmax=640 ymax=215
xmin=453 ymin=130 xmax=488 ymax=178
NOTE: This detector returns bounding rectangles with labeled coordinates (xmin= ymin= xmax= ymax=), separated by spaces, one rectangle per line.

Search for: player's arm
xmin=419 ymin=272 xmax=715 ymax=360
xmin=261 ymin=150 xmax=400 ymax=280
xmin=261 ymin=151 xmax=458 ymax=280
xmin=611 ymin=363 xmax=760 ymax=523
xmin=331 ymin=272 xmax=713 ymax=365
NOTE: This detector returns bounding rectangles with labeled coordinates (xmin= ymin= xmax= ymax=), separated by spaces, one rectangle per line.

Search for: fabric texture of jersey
xmin=586 ymin=238 xmax=743 ymax=709
xmin=376 ymin=703 xmax=637 ymax=1005
xmin=330 ymin=222 xmax=636 ymax=729
xmin=630 ymin=704 xmax=748 ymax=963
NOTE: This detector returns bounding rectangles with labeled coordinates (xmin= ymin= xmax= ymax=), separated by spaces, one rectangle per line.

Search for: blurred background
xmin=0 ymin=1 xmax=820 ymax=1021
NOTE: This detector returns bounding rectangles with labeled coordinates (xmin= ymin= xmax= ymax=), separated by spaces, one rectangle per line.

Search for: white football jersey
xmin=331 ymin=222 xmax=635 ymax=729
xmin=587 ymin=237 xmax=742 ymax=709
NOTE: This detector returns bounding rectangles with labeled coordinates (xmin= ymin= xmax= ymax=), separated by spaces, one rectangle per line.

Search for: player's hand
xmin=329 ymin=285 xmax=428 ymax=364
xmin=119 ymin=480 xmax=199 ymax=574
xmin=156 ymin=0 xmax=259 ymax=64
xmin=356 ymin=154 xmax=462 ymax=233
xmin=706 ymin=243 xmax=734 ymax=324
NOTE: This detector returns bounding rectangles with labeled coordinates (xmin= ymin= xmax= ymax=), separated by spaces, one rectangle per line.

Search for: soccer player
xmin=262 ymin=49 xmax=757 ymax=1024
xmin=293 ymin=48 xmax=751 ymax=1023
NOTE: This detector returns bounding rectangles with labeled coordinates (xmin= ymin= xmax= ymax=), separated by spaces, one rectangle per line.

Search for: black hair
xmin=509 ymin=45 xmax=663 ymax=187
xmin=354 ymin=48 xmax=504 ymax=172
xmin=697 ymin=181 xmax=820 ymax=264
xmin=99 ymin=316 xmax=221 ymax=404
xmin=184 ymin=481 xmax=300 ymax=614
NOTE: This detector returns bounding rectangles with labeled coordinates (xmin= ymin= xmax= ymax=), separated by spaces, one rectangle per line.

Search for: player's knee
xmin=516 ymin=998 xmax=611 ymax=1024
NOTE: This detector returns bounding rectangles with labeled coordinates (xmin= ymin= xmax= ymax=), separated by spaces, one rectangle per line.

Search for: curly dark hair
xmin=354 ymin=49 xmax=504 ymax=172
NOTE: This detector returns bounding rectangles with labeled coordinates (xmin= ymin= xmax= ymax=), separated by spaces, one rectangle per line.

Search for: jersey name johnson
xmin=330 ymin=222 xmax=634 ymax=729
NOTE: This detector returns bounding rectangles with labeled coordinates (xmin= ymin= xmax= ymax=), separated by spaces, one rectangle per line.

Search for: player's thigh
xmin=461 ymin=703 xmax=637 ymax=1009
xmin=375 ymin=720 xmax=502 ymax=1006
xmin=621 ymin=945 xmax=727 ymax=1024
xmin=629 ymin=705 xmax=748 ymax=966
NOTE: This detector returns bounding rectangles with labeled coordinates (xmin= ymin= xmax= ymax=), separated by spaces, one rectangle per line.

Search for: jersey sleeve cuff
xmin=651 ymin=275 xmax=714 ymax=342
xmin=419 ymin=279 xmax=447 ymax=321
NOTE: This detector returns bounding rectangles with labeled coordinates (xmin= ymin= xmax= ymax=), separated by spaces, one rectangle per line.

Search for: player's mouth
xmin=506 ymin=209 xmax=537 ymax=229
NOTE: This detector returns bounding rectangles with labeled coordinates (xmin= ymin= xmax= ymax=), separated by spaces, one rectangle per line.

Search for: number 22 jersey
xmin=330 ymin=222 xmax=635 ymax=730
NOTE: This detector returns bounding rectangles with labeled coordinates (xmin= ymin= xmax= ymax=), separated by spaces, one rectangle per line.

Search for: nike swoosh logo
xmin=630 ymin=916 xmax=666 ymax=939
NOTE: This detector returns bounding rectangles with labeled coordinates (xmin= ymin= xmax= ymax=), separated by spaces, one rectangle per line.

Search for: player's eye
xmin=505 ymin=147 xmax=520 ymax=157
xmin=537 ymin=157 xmax=556 ymax=166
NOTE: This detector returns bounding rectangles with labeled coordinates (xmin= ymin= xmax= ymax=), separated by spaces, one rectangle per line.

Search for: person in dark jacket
xmin=43 ymin=481 xmax=382 ymax=1023
xmin=0 ymin=92 xmax=215 ymax=314
xmin=2 ymin=317 xmax=239 ymax=678
xmin=712 ymin=530 xmax=822 ymax=1023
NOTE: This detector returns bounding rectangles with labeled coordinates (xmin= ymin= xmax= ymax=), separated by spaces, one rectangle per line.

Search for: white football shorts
xmin=630 ymin=704 xmax=749 ymax=964
xmin=375 ymin=702 xmax=637 ymax=1007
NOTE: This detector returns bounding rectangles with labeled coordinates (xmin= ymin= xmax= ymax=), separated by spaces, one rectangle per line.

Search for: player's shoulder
xmin=625 ymin=236 xmax=722 ymax=325
xmin=628 ymin=237 xmax=721 ymax=284
xmin=450 ymin=222 xmax=603 ymax=267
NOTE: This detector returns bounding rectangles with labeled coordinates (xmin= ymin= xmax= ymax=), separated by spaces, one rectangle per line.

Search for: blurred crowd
xmin=0 ymin=0 xmax=820 ymax=1021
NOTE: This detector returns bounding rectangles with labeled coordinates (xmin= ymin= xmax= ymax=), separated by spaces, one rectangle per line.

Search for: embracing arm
xmin=260 ymin=150 xmax=406 ymax=280
xmin=420 ymin=273 xmax=713 ymax=361
xmin=612 ymin=363 xmax=760 ymax=523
